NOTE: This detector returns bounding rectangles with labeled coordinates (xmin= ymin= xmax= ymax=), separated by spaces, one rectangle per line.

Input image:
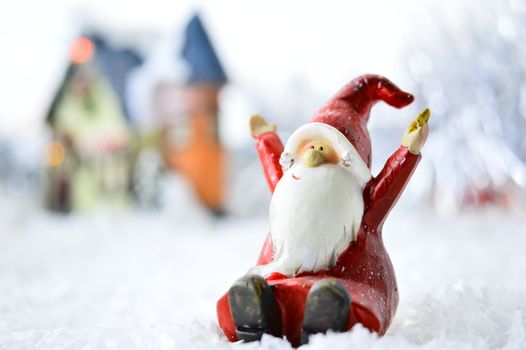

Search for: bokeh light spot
xmin=70 ymin=37 xmax=94 ymax=64
xmin=46 ymin=140 xmax=66 ymax=167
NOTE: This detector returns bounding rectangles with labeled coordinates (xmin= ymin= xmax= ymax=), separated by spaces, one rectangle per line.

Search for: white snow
xmin=0 ymin=200 xmax=525 ymax=349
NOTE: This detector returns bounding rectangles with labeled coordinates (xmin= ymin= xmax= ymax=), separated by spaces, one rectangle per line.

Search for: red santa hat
xmin=310 ymin=74 xmax=414 ymax=168
xmin=281 ymin=75 xmax=414 ymax=185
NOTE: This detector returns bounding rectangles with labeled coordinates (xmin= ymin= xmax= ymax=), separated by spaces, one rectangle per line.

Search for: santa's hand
xmin=249 ymin=114 xmax=276 ymax=138
xmin=247 ymin=264 xmax=271 ymax=277
xmin=401 ymin=108 xmax=430 ymax=154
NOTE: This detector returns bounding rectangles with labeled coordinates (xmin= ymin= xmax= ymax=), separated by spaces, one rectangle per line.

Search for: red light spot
xmin=70 ymin=37 xmax=94 ymax=64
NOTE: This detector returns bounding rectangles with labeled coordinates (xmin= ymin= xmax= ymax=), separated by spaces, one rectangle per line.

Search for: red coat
xmin=217 ymin=131 xmax=420 ymax=346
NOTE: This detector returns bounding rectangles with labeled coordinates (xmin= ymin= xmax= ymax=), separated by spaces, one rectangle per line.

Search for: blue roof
xmin=181 ymin=14 xmax=227 ymax=85
xmin=91 ymin=35 xmax=144 ymax=120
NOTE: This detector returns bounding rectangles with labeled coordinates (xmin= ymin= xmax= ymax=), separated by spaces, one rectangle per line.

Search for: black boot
xmin=228 ymin=274 xmax=281 ymax=341
xmin=301 ymin=278 xmax=350 ymax=345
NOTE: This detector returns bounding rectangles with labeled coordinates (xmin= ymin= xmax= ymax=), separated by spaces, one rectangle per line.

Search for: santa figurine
xmin=217 ymin=74 xmax=430 ymax=346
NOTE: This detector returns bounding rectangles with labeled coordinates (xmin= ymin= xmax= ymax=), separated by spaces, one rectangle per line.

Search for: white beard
xmin=249 ymin=163 xmax=365 ymax=277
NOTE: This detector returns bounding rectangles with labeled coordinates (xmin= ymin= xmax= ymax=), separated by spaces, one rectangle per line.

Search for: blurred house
xmin=44 ymin=14 xmax=229 ymax=214
xmin=45 ymin=36 xmax=141 ymax=212
xmin=158 ymin=14 xmax=228 ymax=215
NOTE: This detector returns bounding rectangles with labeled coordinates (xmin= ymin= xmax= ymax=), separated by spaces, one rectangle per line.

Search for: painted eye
xmin=319 ymin=146 xmax=324 ymax=151
xmin=310 ymin=145 xmax=315 ymax=150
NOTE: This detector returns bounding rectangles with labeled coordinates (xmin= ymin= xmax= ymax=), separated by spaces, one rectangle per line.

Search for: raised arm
xmin=363 ymin=109 xmax=430 ymax=227
xmin=250 ymin=115 xmax=285 ymax=193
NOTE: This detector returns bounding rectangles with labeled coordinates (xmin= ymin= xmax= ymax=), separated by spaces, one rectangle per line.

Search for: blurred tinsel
xmin=404 ymin=0 xmax=526 ymax=211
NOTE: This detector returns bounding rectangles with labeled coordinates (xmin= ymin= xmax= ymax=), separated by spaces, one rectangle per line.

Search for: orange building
xmin=159 ymin=14 xmax=227 ymax=215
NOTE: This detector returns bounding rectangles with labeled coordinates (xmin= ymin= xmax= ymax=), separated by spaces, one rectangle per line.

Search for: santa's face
xmin=298 ymin=139 xmax=340 ymax=168
xmin=260 ymin=138 xmax=368 ymax=277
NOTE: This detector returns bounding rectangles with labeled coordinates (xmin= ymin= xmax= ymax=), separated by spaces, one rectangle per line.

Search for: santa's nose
xmin=302 ymin=149 xmax=325 ymax=167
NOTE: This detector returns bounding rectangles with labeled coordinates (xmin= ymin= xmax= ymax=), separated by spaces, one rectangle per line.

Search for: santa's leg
xmin=217 ymin=276 xmax=386 ymax=345
xmin=300 ymin=278 xmax=351 ymax=345
xmin=227 ymin=274 xmax=282 ymax=341
xmin=268 ymin=276 xmax=385 ymax=345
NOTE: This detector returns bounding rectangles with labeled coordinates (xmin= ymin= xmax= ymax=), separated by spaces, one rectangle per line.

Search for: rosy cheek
xmin=327 ymin=151 xmax=340 ymax=164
